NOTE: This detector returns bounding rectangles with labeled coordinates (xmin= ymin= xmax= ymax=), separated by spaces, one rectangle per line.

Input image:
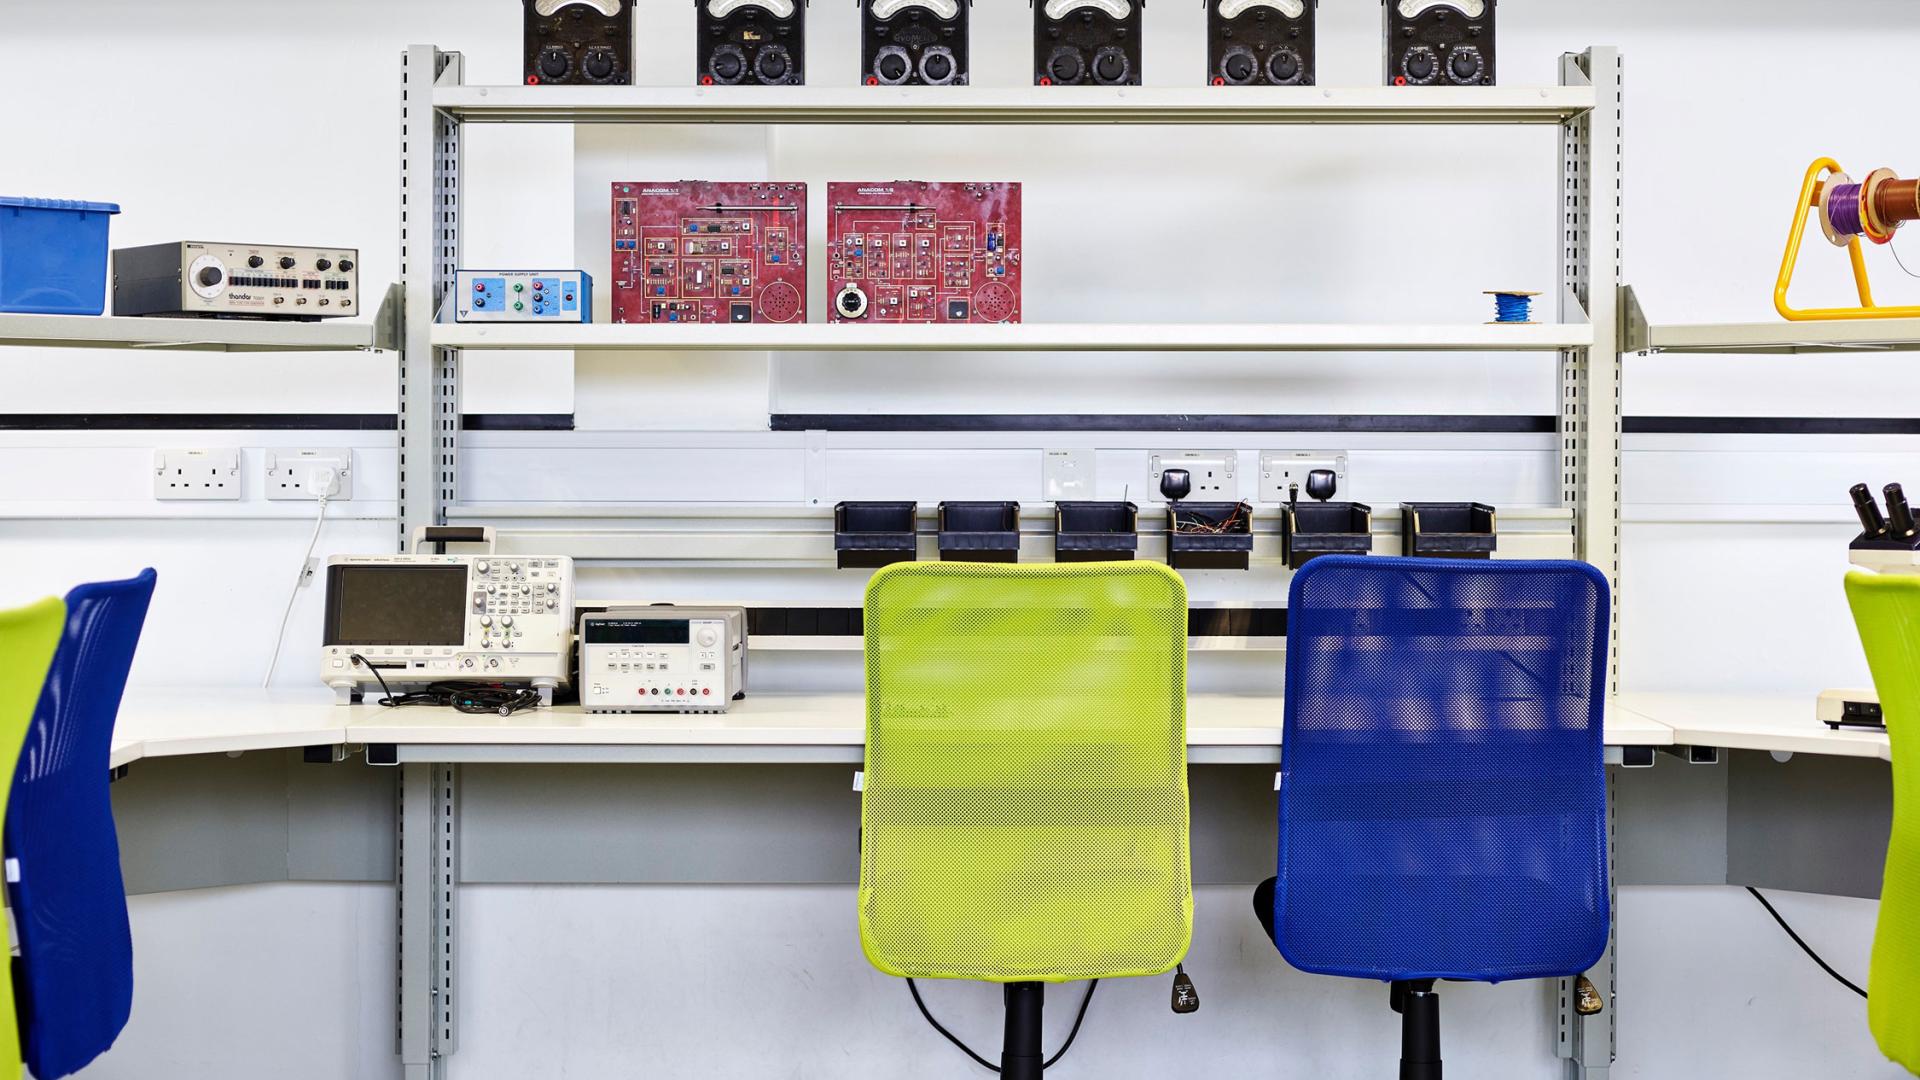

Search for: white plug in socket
xmin=154 ymin=449 xmax=242 ymax=500
xmin=266 ymin=449 xmax=352 ymax=501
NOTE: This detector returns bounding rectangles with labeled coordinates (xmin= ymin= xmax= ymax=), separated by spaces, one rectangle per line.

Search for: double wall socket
xmin=154 ymin=449 xmax=241 ymax=500
xmin=1149 ymin=450 xmax=1237 ymax=501
xmin=266 ymin=449 xmax=353 ymax=501
xmin=1259 ymin=451 xmax=1349 ymax=503
xmin=1042 ymin=449 xmax=1096 ymax=500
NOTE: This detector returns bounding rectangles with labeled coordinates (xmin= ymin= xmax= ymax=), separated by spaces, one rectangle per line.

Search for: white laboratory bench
xmin=110 ymin=689 xmax=1679 ymax=768
xmin=1619 ymin=692 xmax=1892 ymax=762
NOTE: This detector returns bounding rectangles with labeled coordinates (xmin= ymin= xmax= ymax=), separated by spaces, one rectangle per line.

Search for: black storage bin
xmin=1167 ymin=502 xmax=1253 ymax=570
xmin=1283 ymin=501 xmax=1373 ymax=570
xmin=1054 ymin=501 xmax=1138 ymax=562
xmin=1400 ymin=502 xmax=1498 ymax=559
xmin=834 ymin=501 xmax=919 ymax=569
xmin=938 ymin=501 xmax=1022 ymax=563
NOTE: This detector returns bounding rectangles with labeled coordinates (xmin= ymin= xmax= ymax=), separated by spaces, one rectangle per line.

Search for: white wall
xmin=5 ymin=1 xmax=1920 ymax=1078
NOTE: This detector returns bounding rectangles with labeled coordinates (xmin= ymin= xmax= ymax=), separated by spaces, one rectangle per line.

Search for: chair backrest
xmin=1845 ymin=570 xmax=1920 ymax=1074
xmin=7 ymin=569 xmax=156 ymax=1080
xmin=1272 ymin=556 xmax=1611 ymax=983
xmin=0 ymin=595 xmax=69 ymax=1080
xmin=859 ymin=561 xmax=1191 ymax=983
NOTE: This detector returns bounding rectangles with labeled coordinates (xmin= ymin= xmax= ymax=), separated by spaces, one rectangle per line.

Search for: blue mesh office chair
xmin=7 ymin=569 xmax=156 ymax=1080
xmin=1254 ymin=556 xmax=1611 ymax=1079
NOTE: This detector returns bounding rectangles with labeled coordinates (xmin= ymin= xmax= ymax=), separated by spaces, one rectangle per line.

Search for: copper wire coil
xmin=1875 ymin=177 xmax=1920 ymax=229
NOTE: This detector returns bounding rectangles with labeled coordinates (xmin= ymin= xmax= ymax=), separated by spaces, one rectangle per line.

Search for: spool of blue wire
xmin=1487 ymin=290 xmax=1539 ymax=324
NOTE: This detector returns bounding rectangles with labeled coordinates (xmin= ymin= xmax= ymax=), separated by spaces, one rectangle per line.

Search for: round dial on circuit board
xmin=189 ymin=255 xmax=227 ymax=299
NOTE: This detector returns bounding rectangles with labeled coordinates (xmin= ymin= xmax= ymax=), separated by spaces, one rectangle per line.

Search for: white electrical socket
xmin=1259 ymin=451 xmax=1349 ymax=504
xmin=1042 ymin=449 xmax=1096 ymax=501
xmin=1149 ymin=450 xmax=1238 ymax=501
xmin=266 ymin=449 xmax=352 ymax=500
xmin=154 ymin=449 xmax=242 ymax=500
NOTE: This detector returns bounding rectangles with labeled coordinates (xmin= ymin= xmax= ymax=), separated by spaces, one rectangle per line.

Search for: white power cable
xmin=262 ymin=468 xmax=337 ymax=688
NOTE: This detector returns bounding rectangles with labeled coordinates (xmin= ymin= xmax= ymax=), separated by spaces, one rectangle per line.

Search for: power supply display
xmin=861 ymin=0 xmax=971 ymax=86
xmin=1209 ymin=0 xmax=1316 ymax=86
xmin=453 ymin=271 xmax=592 ymax=323
xmin=524 ymin=0 xmax=634 ymax=85
xmin=827 ymin=182 xmax=1021 ymax=324
xmin=1385 ymin=0 xmax=1494 ymax=86
xmin=1035 ymin=0 xmax=1142 ymax=86
xmin=612 ymin=182 xmax=807 ymax=325
xmin=698 ymin=0 xmax=806 ymax=85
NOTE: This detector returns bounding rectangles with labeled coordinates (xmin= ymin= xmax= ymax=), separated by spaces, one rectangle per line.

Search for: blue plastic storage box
xmin=0 ymin=198 xmax=122 ymax=316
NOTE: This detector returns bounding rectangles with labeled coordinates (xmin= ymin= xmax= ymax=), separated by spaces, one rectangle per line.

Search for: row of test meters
xmin=319 ymin=529 xmax=746 ymax=712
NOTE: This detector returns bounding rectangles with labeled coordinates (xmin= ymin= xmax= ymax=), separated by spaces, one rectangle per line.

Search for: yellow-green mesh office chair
xmin=0 ymin=596 xmax=68 ymax=1080
xmin=860 ymin=562 xmax=1192 ymax=1079
xmin=1846 ymin=570 xmax=1920 ymax=1074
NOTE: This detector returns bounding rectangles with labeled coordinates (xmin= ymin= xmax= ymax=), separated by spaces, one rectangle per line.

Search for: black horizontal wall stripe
xmin=744 ymin=606 xmax=1285 ymax=638
xmin=463 ymin=414 xmax=576 ymax=432
xmin=770 ymin=414 xmax=1557 ymax=434
xmin=0 ymin=413 xmax=397 ymax=431
xmin=1625 ymin=417 xmax=1920 ymax=436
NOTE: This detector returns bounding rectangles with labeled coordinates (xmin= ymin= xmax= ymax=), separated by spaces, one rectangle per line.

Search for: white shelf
xmin=433 ymin=84 xmax=1596 ymax=127
xmin=1635 ymin=318 xmax=1920 ymax=356
xmin=0 ymin=290 xmax=397 ymax=353
xmin=433 ymin=321 xmax=1591 ymax=353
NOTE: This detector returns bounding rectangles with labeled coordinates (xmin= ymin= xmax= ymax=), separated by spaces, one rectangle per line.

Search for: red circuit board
xmin=611 ymin=181 xmax=807 ymax=324
xmin=826 ymin=182 xmax=1021 ymax=324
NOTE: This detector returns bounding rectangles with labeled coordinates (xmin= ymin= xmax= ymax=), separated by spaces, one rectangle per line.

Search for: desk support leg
xmin=399 ymin=762 xmax=460 ymax=1080
xmin=1560 ymin=767 xmax=1618 ymax=1080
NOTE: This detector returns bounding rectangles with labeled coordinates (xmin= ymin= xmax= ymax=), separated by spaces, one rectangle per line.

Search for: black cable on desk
xmin=348 ymin=654 xmax=544 ymax=716
xmin=905 ymin=978 xmax=1099 ymax=1073
xmin=1747 ymin=886 xmax=1868 ymax=999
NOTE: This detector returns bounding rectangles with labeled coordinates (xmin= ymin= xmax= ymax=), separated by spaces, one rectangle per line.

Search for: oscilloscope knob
xmin=248 ymin=255 xmax=265 ymax=269
xmin=279 ymin=256 xmax=297 ymax=270
xmin=1219 ymin=46 xmax=1257 ymax=85
xmin=476 ymin=561 xmax=490 ymax=574
xmin=697 ymin=628 xmax=719 ymax=648
xmin=582 ymin=47 xmax=620 ymax=84
xmin=1046 ymin=46 xmax=1085 ymax=84
xmin=1267 ymin=47 xmax=1303 ymax=85
xmin=537 ymin=45 xmax=572 ymax=82
xmin=874 ymin=45 xmax=912 ymax=85
xmin=754 ymin=44 xmax=793 ymax=84
xmin=1446 ymin=46 xmax=1484 ymax=85
xmin=1402 ymin=46 xmax=1439 ymax=85
xmin=315 ymin=258 xmax=333 ymax=272
xmin=197 ymin=266 xmax=224 ymax=289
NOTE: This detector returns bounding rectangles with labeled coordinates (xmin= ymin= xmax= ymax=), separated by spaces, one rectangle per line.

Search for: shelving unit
xmin=397 ymin=45 xmax=1624 ymax=1080
xmin=0 ymin=285 xmax=399 ymax=353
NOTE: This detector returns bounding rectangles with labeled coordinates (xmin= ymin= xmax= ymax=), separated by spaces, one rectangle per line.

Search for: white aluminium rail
xmin=432 ymin=84 xmax=1595 ymax=126
xmin=432 ymin=321 xmax=1592 ymax=353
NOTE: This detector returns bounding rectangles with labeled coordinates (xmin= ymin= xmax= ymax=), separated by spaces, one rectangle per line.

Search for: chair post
xmin=1391 ymin=979 xmax=1441 ymax=1080
xmin=1002 ymin=981 xmax=1045 ymax=1080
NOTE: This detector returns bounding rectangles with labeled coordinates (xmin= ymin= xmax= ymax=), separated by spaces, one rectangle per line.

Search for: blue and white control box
xmin=453 ymin=270 xmax=592 ymax=323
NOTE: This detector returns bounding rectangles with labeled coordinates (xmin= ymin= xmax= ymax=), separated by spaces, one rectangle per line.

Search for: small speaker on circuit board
xmin=862 ymin=0 xmax=971 ymax=87
xmin=1384 ymin=0 xmax=1495 ymax=86
xmin=1207 ymin=0 xmax=1315 ymax=86
xmin=524 ymin=0 xmax=634 ymax=85
xmin=1034 ymin=0 xmax=1142 ymax=87
xmin=698 ymin=0 xmax=807 ymax=85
